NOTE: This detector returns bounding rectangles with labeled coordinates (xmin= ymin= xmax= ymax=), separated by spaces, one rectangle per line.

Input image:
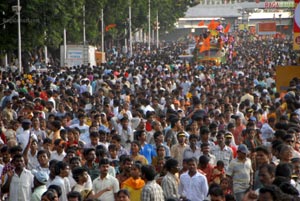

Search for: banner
xmin=294 ymin=0 xmax=300 ymax=50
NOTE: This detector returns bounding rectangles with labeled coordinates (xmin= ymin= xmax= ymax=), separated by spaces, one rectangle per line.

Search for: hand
xmin=242 ymin=190 xmax=258 ymax=201
xmin=105 ymin=186 xmax=113 ymax=191
xmin=7 ymin=170 xmax=14 ymax=178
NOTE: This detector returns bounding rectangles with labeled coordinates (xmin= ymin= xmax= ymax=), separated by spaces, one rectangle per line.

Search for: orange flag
xmin=105 ymin=24 xmax=117 ymax=32
xmin=208 ymin=20 xmax=220 ymax=30
xmin=224 ymin=23 xmax=231 ymax=33
xmin=198 ymin=21 xmax=205 ymax=26
xmin=200 ymin=36 xmax=211 ymax=53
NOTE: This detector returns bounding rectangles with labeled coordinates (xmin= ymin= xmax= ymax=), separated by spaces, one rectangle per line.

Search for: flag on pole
xmin=224 ymin=23 xmax=231 ymax=33
xmin=200 ymin=36 xmax=211 ymax=53
xmin=105 ymin=24 xmax=117 ymax=32
xmin=208 ymin=20 xmax=219 ymax=30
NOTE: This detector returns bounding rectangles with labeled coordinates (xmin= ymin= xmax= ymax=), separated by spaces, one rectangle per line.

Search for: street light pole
xmin=129 ymin=1 xmax=132 ymax=57
xmin=148 ymin=0 xmax=151 ymax=51
xmin=17 ymin=0 xmax=21 ymax=73
xmin=156 ymin=11 xmax=159 ymax=49
xmin=101 ymin=8 xmax=104 ymax=52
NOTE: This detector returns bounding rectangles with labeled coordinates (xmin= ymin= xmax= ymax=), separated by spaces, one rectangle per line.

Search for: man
xmin=32 ymin=150 xmax=50 ymax=175
xmin=153 ymin=131 xmax=170 ymax=157
xmin=227 ymin=144 xmax=253 ymax=201
xmin=161 ymin=158 xmax=180 ymax=199
xmin=70 ymin=114 xmax=90 ymax=145
xmin=198 ymin=126 xmax=215 ymax=148
xmin=209 ymin=186 xmax=225 ymax=201
xmin=92 ymin=158 xmax=119 ymax=201
xmin=50 ymin=139 xmax=66 ymax=161
xmin=50 ymin=161 xmax=71 ymax=201
xmin=16 ymin=119 xmax=36 ymax=151
xmin=171 ymin=132 xmax=188 ymax=168
xmin=111 ymin=134 xmax=129 ymax=157
xmin=200 ymin=142 xmax=217 ymax=166
xmin=116 ymin=156 xmax=133 ymax=188
xmin=2 ymin=154 xmax=34 ymax=201
xmin=141 ymin=164 xmax=164 ymax=201
xmin=137 ymin=130 xmax=156 ymax=164
xmin=211 ymin=130 xmax=233 ymax=171
xmin=82 ymin=148 xmax=100 ymax=181
xmin=67 ymin=191 xmax=82 ymax=201
xmin=178 ymin=157 xmax=208 ymax=201
xmin=165 ymin=117 xmax=181 ymax=147
xmin=183 ymin=134 xmax=202 ymax=162
xmin=31 ymin=171 xmax=49 ymax=201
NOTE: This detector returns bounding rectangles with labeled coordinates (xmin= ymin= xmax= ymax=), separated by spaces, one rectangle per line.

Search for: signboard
xmin=265 ymin=1 xmax=294 ymax=8
xmin=294 ymin=0 xmax=300 ymax=50
xmin=256 ymin=22 xmax=276 ymax=35
xmin=67 ymin=49 xmax=83 ymax=67
xmin=276 ymin=66 xmax=300 ymax=92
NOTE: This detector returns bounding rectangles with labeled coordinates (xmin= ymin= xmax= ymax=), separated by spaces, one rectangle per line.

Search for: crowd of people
xmin=0 ymin=30 xmax=299 ymax=201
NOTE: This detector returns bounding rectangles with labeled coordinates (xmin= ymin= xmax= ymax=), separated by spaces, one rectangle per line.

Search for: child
xmin=220 ymin=177 xmax=233 ymax=196
xmin=211 ymin=160 xmax=226 ymax=184
xmin=122 ymin=162 xmax=145 ymax=201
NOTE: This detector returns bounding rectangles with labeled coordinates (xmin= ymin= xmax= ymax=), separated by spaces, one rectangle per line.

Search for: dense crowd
xmin=0 ymin=30 xmax=299 ymax=201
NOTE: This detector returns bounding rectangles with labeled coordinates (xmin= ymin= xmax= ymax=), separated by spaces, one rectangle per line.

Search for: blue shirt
xmin=140 ymin=143 xmax=157 ymax=164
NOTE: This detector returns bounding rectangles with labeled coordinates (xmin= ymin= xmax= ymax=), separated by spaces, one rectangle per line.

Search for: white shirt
xmin=50 ymin=151 xmax=66 ymax=161
xmin=7 ymin=168 xmax=34 ymax=201
xmin=92 ymin=174 xmax=119 ymax=201
xmin=69 ymin=172 xmax=92 ymax=189
xmin=27 ymin=151 xmax=39 ymax=170
xmin=16 ymin=130 xmax=31 ymax=151
xmin=50 ymin=176 xmax=71 ymax=201
xmin=179 ymin=171 xmax=208 ymax=201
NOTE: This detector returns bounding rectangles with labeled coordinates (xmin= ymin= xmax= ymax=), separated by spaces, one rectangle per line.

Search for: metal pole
xmin=129 ymin=2 xmax=132 ymax=57
xmin=17 ymin=0 xmax=21 ymax=73
xmin=101 ymin=9 xmax=104 ymax=52
xmin=83 ymin=5 xmax=86 ymax=45
xmin=148 ymin=0 xmax=151 ymax=51
xmin=44 ymin=45 xmax=48 ymax=64
xmin=156 ymin=11 xmax=159 ymax=49
xmin=64 ymin=28 xmax=67 ymax=64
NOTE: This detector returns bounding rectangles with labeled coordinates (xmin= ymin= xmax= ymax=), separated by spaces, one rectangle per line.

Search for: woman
xmin=130 ymin=141 xmax=148 ymax=165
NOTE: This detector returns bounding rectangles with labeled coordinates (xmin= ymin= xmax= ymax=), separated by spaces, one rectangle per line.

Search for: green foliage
xmin=0 ymin=0 xmax=190 ymax=54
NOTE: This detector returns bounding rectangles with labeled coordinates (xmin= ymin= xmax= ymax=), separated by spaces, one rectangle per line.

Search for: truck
xmin=60 ymin=45 xmax=105 ymax=67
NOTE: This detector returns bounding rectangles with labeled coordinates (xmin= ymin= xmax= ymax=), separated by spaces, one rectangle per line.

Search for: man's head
xmin=54 ymin=161 xmax=70 ymax=177
xmin=141 ymin=165 xmax=156 ymax=182
xmin=99 ymin=158 xmax=110 ymax=176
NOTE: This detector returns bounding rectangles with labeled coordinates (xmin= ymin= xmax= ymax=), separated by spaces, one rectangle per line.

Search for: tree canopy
xmin=0 ymin=0 xmax=191 ymax=55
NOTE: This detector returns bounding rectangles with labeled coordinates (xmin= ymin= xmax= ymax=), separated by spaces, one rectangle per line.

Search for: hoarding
xmin=294 ymin=0 xmax=300 ymax=50
xmin=256 ymin=22 xmax=277 ymax=35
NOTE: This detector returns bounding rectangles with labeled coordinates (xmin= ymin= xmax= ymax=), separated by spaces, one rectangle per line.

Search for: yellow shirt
xmin=122 ymin=177 xmax=145 ymax=201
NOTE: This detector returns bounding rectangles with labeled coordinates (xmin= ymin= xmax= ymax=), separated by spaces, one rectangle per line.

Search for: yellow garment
xmin=122 ymin=177 xmax=145 ymax=201
xmin=132 ymin=154 xmax=148 ymax=165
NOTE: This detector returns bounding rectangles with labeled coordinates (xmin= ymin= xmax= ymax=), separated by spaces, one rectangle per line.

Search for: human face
xmin=130 ymin=166 xmax=141 ymax=179
xmin=155 ymin=134 xmax=164 ymax=144
xmin=256 ymin=151 xmax=269 ymax=166
xmin=210 ymin=195 xmax=225 ymax=201
xmin=79 ymin=171 xmax=89 ymax=183
xmin=189 ymin=138 xmax=197 ymax=147
xmin=14 ymin=157 xmax=25 ymax=170
xmin=38 ymin=153 xmax=49 ymax=167
xmin=259 ymin=167 xmax=274 ymax=186
xmin=178 ymin=136 xmax=186 ymax=144
xmin=85 ymin=151 xmax=96 ymax=163
xmin=61 ymin=166 xmax=70 ymax=178
xmin=131 ymin=143 xmax=139 ymax=154
xmin=100 ymin=164 xmax=109 ymax=175
xmin=217 ymin=135 xmax=225 ymax=146
xmin=188 ymin=160 xmax=197 ymax=174
xmin=90 ymin=136 xmax=99 ymax=146
xmin=280 ymin=148 xmax=293 ymax=162
xmin=157 ymin=147 xmax=166 ymax=157
xmin=117 ymin=192 xmax=130 ymax=201
xmin=258 ymin=192 xmax=273 ymax=201
xmin=201 ymin=146 xmax=210 ymax=155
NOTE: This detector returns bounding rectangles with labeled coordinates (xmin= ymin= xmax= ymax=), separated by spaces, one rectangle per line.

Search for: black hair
xmin=67 ymin=191 xmax=82 ymax=201
xmin=72 ymin=167 xmax=88 ymax=183
xmin=37 ymin=149 xmax=50 ymax=158
xmin=48 ymin=185 xmax=62 ymax=197
xmin=141 ymin=165 xmax=156 ymax=181
xmin=54 ymin=161 xmax=69 ymax=176
xmin=275 ymin=163 xmax=293 ymax=178
xmin=99 ymin=158 xmax=110 ymax=166
xmin=153 ymin=131 xmax=163 ymax=140
xmin=164 ymin=158 xmax=178 ymax=172
xmin=117 ymin=189 xmax=130 ymax=198
xmin=83 ymin=148 xmax=96 ymax=156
